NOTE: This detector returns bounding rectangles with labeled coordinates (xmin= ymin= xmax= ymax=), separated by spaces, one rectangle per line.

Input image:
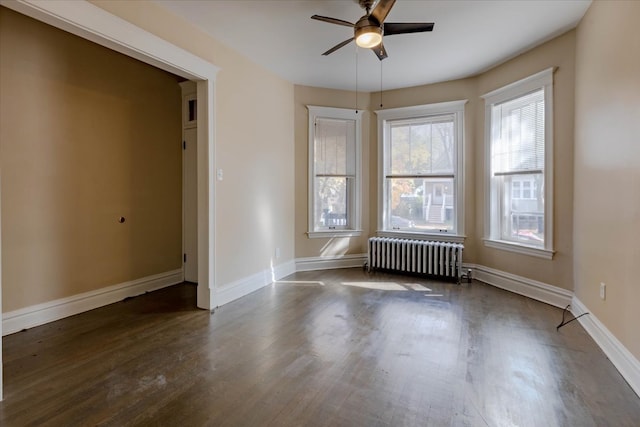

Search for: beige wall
xmin=379 ymin=32 xmax=576 ymax=289
xmin=294 ymin=31 xmax=576 ymax=293
xmin=369 ymin=78 xmax=479 ymax=261
xmin=90 ymin=1 xmax=295 ymax=287
xmin=294 ymin=86 xmax=371 ymax=258
xmin=97 ymin=0 xmax=639 ymax=373
xmin=8 ymin=1 xmax=638 ymax=369
xmin=574 ymin=1 xmax=640 ymax=359
xmin=475 ymin=31 xmax=576 ymax=290
xmin=0 ymin=8 xmax=182 ymax=311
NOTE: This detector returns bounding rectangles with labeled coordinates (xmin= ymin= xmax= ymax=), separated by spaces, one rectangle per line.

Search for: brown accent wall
xmin=0 ymin=8 xmax=182 ymax=311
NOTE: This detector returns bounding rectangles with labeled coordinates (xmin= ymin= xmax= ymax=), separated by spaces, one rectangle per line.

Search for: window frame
xmin=307 ymin=106 xmax=362 ymax=238
xmin=482 ymin=68 xmax=555 ymax=259
xmin=376 ymin=100 xmax=466 ymax=243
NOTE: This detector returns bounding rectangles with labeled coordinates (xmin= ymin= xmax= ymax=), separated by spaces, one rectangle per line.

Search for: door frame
xmin=0 ymin=0 xmax=220 ymax=399
xmin=180 ymin=81 xmax=198 ymax=283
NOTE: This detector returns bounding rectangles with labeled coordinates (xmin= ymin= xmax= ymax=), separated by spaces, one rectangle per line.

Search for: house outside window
xmin=376 ymin=101 xmax=466 ymax=242
xmin=512 ymin=178 xmax=536 ymax=200
xmin=307 ymin=106 xmax=362 ymax=238
xmin=482 ymin=68 xmax=554 ymax=259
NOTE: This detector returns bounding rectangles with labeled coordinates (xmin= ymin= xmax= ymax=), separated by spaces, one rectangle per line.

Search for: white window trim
xmin=376 ymin=100 xmax=467 ymax=241
xmin=307 ymin=106 xmax=362 ymax=239
xmin=482 ymin=68 xmax=555 ymax=258
xmin=377 ymin=231 xmax=466 ymax=243
xmin=483 ymin=239 xmax=553 ymax=260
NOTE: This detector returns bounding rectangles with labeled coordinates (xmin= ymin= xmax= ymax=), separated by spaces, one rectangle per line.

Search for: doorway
xmin=0 ymin=0 xmax=219 ymax=400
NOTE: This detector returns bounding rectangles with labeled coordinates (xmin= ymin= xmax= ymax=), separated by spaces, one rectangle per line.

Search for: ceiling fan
xmin=311 ymin=0 xmax=434 ymax=60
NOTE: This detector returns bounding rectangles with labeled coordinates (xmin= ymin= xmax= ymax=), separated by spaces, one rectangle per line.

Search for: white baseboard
xmin=296 ymin=254 xmax=367 ymax=272
xmin=571 ymin=297 xmax=640 ymax=398
xmin=2 ymin=269 xmax=183 ymax=336
xmin=2 ymin=256 xmax=638 ymax=400
xmin=213 ymin=260 xmax=296 ymax=308
xmin=466 ymin=263 xmax=573 ymax=309
xmin=463 ymin=263 xmax=638 ymax=398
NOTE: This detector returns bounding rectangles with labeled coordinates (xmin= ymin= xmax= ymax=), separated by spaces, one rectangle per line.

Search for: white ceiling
xmin=155 ymin=0 xmax=591 ymax=92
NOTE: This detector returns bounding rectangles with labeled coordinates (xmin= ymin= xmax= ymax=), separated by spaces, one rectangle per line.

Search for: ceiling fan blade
xmin=383 ymin=22 xmax=435 ymax=36
xmin=370 ymin=0 xmax=396 ymax=24
xmin=322 ymin=38 xmax=355 ymax=56
xmin=311 ymin=15 xmax=354 ymax=28
xmin=372 ymin=42 xmax=388 ymax=61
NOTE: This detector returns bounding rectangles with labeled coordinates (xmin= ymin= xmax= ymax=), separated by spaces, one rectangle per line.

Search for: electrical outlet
xmin=600 ymin=282 xmax=606 ymax=300
xmin=275 ymin=247 xmax=281 ymax=259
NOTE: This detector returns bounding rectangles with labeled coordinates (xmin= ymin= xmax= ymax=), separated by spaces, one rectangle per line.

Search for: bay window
xmin=483 ymin=68 xmax=554 ymax=258
xmin=307 ymin=106 xmax=362 ymax=237
xmin=377 ymin=101 xmax=466 ymax=241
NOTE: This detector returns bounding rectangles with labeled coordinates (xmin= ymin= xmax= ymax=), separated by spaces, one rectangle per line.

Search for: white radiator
xmin=367 ymin=237 xmax=464 ymax=282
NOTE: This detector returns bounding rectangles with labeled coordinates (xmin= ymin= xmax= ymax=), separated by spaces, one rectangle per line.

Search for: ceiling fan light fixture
xmin=314 ymin=0 xmax=435 ymax=60
xmin=355 ymin=25 xmax=382 ymax=48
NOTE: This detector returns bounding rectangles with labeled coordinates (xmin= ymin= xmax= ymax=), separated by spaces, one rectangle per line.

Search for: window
xmin=377 ymin=101 xmax=466 ymax=241
xmin=482 ymin=68 xmax=554 ymax=258
xmin=307 ymin=106 xmax=361 ymax=237
xmin=512 ymin=178 xmax=536 ymax=200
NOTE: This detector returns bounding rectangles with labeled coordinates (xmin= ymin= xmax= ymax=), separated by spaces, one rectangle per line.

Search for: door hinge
xmin=183 ymin=140 xmax=186 ymax=150
xmin=183 ymin=253 xmax=187 ymax=263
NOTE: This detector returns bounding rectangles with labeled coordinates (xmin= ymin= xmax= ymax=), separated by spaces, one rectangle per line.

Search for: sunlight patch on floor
xmin=341 ymin=281 xmax=436 ymax=293
xmin=275 ymin=280 xmax=325 ymax=287
xmin=404 ymin=283 xmax=431 ymax=291
xmin=342 ymin=281 xmax=407 ymax=291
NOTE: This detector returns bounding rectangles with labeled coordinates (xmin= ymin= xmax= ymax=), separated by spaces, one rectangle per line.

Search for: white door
xmin=183 ymin=127 xmax=198 ymax=282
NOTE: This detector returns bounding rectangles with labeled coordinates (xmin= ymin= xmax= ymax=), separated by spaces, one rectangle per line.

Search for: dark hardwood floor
xmin=1 ymin=268 xmax=639 ymax=426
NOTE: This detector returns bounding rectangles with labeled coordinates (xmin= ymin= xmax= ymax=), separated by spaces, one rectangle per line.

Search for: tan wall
xmin=294 ymin=32 xmax=575 ymax=291
xmin=90 ymin=1 xmax=295 ymax=287
xmin=574 ymin=1 xmax=640 ymax=359
xmin=294 ymin=80 xmax=478 ymax=260
xmin=475 ymin=30 xmax=576 ymax=290
xmin=369 ymin=78 xmax=479 ymax=261
xmin=0 ymin=8 xmax=182 ymax=311
xmin=294 ymin=86 xmax=371 ymax=258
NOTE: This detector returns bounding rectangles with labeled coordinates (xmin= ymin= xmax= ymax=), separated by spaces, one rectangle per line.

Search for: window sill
xmin=483 ymin=239 xmax=554 ymax=260
xmin=376 ymin=230 xmax=466 ymax=244
xmin=307 ymin=230 xmax=362 ymax=239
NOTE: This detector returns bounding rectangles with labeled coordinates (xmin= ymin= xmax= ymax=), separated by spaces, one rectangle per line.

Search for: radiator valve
xmin=465 ymin=268 xmax=473 ymax=283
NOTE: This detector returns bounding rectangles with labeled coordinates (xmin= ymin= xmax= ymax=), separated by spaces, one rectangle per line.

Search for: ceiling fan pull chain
xmin=380 ymin=59 xmax=383 ymax=108
xmin=355 ymin=45 xmax=359 ymax=114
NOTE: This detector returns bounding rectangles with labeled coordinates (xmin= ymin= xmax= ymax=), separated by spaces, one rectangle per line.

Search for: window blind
xmin=491 ymin=89 xmax=545 ymax=175
xmin=314 ymin=117 xmax=355 ymax=176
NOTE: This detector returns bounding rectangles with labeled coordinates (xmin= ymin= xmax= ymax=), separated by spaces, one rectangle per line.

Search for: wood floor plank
xmin=1 ymin=268 xmax=639 ymax=426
